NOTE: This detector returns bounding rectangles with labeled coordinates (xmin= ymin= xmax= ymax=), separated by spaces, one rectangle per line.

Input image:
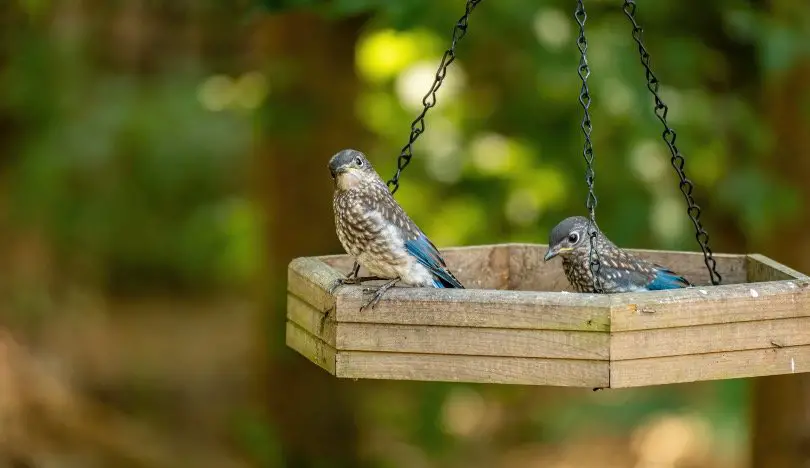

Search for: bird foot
xmin=359 ymin=278 xmax=399 ymax=311
xmin=329 ymin=276 xmax=385 ymax=294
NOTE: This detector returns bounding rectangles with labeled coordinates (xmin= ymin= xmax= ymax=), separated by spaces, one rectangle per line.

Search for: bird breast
xmin=333 ymin=190 xmax=409 ymax=277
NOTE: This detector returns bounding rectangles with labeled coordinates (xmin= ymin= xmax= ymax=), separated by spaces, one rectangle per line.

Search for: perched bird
xmin=328 ymin=149 xmax=464 ymax=310
xmin=543 ymin=216 xmax=691 ymax=293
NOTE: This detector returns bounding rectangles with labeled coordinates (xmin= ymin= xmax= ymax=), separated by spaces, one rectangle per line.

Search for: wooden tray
xmin=286 ymin=244 xmax=810 ymax=388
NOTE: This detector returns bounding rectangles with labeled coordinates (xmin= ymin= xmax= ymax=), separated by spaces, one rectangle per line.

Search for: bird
xmin=328 ymin=148 xmax=464 ymax=310
xmin=543 ymin=216 xmax=691 ymax=293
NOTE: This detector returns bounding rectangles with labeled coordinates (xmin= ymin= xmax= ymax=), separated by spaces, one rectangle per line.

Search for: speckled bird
xmin=543 ymin=216 xmax=691 ymax=293
xmin=329 ymin=149 xmax=464 ymax=309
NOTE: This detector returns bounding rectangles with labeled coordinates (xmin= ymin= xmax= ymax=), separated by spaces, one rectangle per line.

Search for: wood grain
xmin=285 ymin=321 xmax=336 ymax=374
xmin=335 ymin=352 xmax=608 ymax=387
xmin=288 ymin=257 xmax=341 ymax=312
xmin=286 ymin=293 xmax=335 ymax=346
xmin=612 ymin=317 xmax=810 ymax=360
xmin=611 ymin=344 xmax=810 ymax=388
xmin=747 ymin=254 xmax=810 ymax=282
xmin=508 ymin=244 xmax=572 ymax=292
xmin=336 ymin=323 xmax=609 ymax=359
xmin=609 ymin=280 xmax=810 ymax=331
xmin=334 ymin=287 xmax=610 ymax=332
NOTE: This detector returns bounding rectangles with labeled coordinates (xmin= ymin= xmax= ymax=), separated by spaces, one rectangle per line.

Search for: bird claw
xmin=330 ymin=276 xmax=386 ymax=294
xmin=359 ymin=293 xmax=383 ymax=312
xmin=358 ymin=278 xmax=399 ymax=311
xmin=328 ymin=278 xmax=351 ymax=294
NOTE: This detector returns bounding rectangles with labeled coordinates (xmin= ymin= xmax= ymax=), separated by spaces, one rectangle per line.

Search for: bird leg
xmin=329 ymin=262 xmax=384 ymax=294
xmin=360 ymin=277 xmax=399 ymax=311
xmin=347 ymin=262 xmax=360 ymax=280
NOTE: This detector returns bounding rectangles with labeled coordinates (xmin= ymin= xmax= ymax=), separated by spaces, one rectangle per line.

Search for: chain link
xmin=622 ymin=0 xmax=721 ymax=285
xmin=575 ymin=0 xmax=603 ymax=293
xmin=386 ymin=0 xmax=483 ymax=194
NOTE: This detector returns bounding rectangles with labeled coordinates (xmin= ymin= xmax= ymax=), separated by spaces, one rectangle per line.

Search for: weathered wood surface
xmin=288 ymin=257 xmax=341 ymax=312
xmin=287 ymin=245 xmax=810 ymax=388
xmin=334 ymin=287 xmax=610 ymax=331
xmin=611 ymin=344 xmax=810 ymax=388
xmin=335 ymin=324 xmax=608 ymax=359
xmin=287 ymin=293 xmax=335 ymax=344
xmin=287 ymin=293 xmax=608 ymax=359
xmin=334 ymin=351 xmax=608 ymax=387
xmin=285 ymin=321 xmax=336 ymax=374
xmin=609 ymin=280 xmax=810 ymax=331
xmin=747 ymin=253 xmax=810 ymax=282
xmin=611 ymin=317 xmax=810 ymax=360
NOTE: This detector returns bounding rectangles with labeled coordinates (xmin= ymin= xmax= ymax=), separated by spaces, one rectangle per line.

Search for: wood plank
xmin=747 ymin=254 xmax=810 ymax=282
xmin=320 ymin=244 xmax=510 ymax=290
xmin=610 ymin=344 xmax=810 ymax=388
xmin=508 ymin=243 xmax=573 ymax=292
xmin=609 ymin=280 xmax=810 ymax=331
xmin=287 ymin=257 xmax=342 ymax=312
xmin=286 ymin=293 xmax=336 ymax=346
xmin=441 ymin=244 xmax=510 ymax=290
xmin=612 ymin=317 xmax=810 ymax=360
xmin=334 ymin=287 xmax=610 ymax=332
xmin=336 ymin=324 xmax=609 ymax=360
xmin=335 ymin=351 xmax=608 ymax=387
xmin=285 ymin=321 xmax=337 ymax=374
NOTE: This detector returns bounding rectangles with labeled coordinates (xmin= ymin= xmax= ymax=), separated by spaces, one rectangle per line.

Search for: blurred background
xmin=1 ymin=0 xmax=809 ymax=467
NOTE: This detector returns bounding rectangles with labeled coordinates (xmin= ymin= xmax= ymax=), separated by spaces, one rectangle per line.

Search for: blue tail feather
xmin=647 ymin=266 xmax=691 ymax=290
xmin=405 ymin=235 xmax=464 ymax=289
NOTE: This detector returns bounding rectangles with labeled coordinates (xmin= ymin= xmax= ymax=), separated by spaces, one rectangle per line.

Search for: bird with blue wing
xmin=328 ymin=149 xmax=464 ymax=310
xmin=543 ymin=216 xmax=691 ymax=293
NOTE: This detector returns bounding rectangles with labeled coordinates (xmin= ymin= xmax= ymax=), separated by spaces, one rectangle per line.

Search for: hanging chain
xmin=622 ymin=1 xmax=721 ymax=285
xmin=575 ymin=0 xmax=603 ymax=293
xmin=386 ymin=0 xmax=483 ymax=194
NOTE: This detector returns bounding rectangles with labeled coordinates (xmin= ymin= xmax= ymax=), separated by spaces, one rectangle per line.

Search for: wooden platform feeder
xmin=286 ymin=244 xmax=810 ymax=388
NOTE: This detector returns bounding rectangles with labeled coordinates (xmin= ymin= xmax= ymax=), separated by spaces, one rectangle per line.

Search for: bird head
xmin=328 ymin=149 xmax=376 ymax=191
xmin=543 ymin=216 xmax=593 ymax=262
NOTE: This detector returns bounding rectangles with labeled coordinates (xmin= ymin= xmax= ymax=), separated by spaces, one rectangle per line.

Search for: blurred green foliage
xmin=3 ymin=0 xmax=810 ymax=466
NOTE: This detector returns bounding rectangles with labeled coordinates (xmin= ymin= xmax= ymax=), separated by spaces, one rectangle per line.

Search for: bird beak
xmin=330 ymin=166 xmax=349 ymax=179
xmin=543 ymin=246 xmax=570 ymax=262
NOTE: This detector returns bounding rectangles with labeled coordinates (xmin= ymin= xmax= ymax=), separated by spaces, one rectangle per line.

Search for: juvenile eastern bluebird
xmin=328 ymin=149 xmax=464 ymax=310
xmin=543 ymin=216 xmax=691 ymax=293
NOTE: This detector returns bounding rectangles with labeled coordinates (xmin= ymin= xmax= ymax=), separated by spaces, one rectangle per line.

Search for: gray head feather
xmin=328 ymin=149 xmax=374 ymax=178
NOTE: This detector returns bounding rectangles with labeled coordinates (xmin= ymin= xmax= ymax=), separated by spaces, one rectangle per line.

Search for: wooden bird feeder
xmin=286 ymin=244 xmax=810 ymax=388
xmin=286 ymin=1 xmax=810 ymax=388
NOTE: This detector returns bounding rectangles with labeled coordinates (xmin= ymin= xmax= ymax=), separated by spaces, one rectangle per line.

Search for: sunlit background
xmin=1 ymin=0 xmax=809 ymax=467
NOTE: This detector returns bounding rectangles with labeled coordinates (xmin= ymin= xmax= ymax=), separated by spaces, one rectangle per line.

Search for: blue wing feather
xmin=646 ymin=266 xmax=691 ymax=290
xmin=404 ymin=235 xmax=464 ymax=289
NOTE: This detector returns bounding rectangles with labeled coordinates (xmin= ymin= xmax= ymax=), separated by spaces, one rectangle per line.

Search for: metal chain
xmin=622 ymin=0 xmax=722 ymax=285
xmin=575 ymin=0 xmax=603 ymax=293
xmin=386 ymin=0 xmax=483 ymax=194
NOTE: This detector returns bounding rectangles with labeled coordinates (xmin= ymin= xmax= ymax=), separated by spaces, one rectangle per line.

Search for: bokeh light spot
xmin=533 ymin=8 xmax=571 ymax=51
xmin=356 ymin=29 xmax=441 ymax=84
xmin=395 ymin=61 xmax=465 ymax=112
xmin=198 ymin=75 xmax=235 ymax=112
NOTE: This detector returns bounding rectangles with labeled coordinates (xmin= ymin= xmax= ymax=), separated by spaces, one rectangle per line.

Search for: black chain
xmin=622 ymin=1 xmax=721 ymax=286
xmin=386 ymin=0 xmax=483 ymax=194
xmin=575 ymin=0 xmax=603 ymax=293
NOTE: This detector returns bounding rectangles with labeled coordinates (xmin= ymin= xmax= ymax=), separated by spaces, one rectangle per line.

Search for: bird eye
xmin=568 ymin=232 xmax=579 ymax=243
xmin=355 ymin=157 xmax=363 ymax=167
